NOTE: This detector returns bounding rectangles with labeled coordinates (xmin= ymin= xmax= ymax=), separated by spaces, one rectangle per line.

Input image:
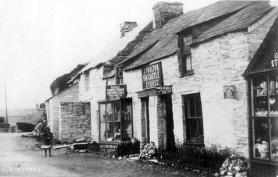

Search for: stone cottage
xmin=47 ymin=1 xmax=278 ymax=176
xmin=45 ymin=64 xmax=91 ymax=142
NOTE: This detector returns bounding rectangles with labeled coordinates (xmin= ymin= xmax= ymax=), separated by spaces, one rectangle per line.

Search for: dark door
xmin=161 ymin=94 xmax=175 ymax=150
xmin=141 ymin=97 xmax=150 ymax=144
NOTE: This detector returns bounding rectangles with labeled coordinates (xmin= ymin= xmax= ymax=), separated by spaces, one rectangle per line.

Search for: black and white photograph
xmin=0 ymin=0 xmax=277 ymax=176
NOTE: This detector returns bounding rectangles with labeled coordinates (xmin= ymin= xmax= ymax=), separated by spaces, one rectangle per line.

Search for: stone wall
xmin=123 ymin=32 xmax=249 ymax=156
xmin=59 ymin=102 xmax=91 ymax=143
xmin=121 ymin=13 xmax=277 ymax=155
xmin=45 ymin=84 xmax=79 ymax=140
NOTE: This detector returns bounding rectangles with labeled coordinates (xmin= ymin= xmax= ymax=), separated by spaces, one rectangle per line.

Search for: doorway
xmin=159 ymin=94 xmax=175 ymax=150
xmin=141 ymin=97 xmax=150 ymax=145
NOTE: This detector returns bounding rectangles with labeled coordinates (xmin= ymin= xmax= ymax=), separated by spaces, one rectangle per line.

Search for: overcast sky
xmin=0 ymin=0 xmax=220 ymax=110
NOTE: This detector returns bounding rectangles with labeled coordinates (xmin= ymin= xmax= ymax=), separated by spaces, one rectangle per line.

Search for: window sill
xmin=181 ymin=70 xmax=194 ymax=77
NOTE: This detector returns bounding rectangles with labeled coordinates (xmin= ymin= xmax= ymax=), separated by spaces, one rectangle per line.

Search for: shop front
xmin=137 ymin=62 xmax=175 ymax=150
xmin=244 ymin=21 xmax=278 ymax=177
xmin=98 ymin=84 xmax=133 ymax=145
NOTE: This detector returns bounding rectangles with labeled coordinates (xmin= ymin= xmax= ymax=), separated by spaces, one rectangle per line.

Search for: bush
xmin=156 ymin=144 xmax=232 ymax=172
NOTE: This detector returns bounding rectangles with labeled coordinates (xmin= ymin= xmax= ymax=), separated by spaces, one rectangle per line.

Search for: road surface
xmin=0 ymin=133 xmax=206 ymax=177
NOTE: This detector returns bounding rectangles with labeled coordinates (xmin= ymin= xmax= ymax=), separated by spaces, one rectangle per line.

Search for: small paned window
xmin=183 ymin=93 xmax=204 ymax=145
xmin=99 ymin=100 xmax=133 ymax=142
xmin=116 ymin=68 xmax=123 ymax=85
xmin=251 ymin=74 xmax=278 ymax=161
xmin=179 ymin=34 xmax=193 ymax=77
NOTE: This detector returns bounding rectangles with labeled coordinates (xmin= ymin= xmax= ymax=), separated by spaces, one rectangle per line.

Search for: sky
xmin=0 ymin=0 xmax=222 ymax=110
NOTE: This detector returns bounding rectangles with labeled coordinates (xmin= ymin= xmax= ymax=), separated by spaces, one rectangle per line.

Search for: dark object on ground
xmin=156 ymin=144 xmax=232 ymax=173
xmin=16 ymin=122 xmax=35 ymax=132
xmin=117 ymin=140 xmax=140 ymax=157
xmin=0 ymin=117 xmax=4 ymax=124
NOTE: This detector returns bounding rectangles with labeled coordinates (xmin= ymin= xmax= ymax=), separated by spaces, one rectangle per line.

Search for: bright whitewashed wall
xmin=122 ymin=13 xmax=277 ymax=157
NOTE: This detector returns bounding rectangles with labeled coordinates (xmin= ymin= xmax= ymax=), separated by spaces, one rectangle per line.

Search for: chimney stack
xmin=153 ymin=1 xmax=183 ymax=29
xmin=120 ymin=21 xmax=138 ymax=37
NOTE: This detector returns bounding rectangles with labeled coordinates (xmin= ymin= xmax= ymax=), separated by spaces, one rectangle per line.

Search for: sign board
xmin=106 ymin=85 xmax=127 ymax=100
xmin=142 ymin=62 xmax=163 ymax=89
xmin=223 ymin=85 xmax=236 ymax=99
xmin=270 ymin=52 xmax=278 ymax=68
xmin=156 ymin=86 xmax=172 ymax=95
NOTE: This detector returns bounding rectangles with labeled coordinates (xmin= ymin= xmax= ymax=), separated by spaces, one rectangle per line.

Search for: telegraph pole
xmin=4 ymin=85 xmax=8 ymax=132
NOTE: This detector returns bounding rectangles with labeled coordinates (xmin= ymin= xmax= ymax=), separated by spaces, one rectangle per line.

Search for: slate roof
xmin=243 ymin=17 xmax=278 ymax=77
xmin=122 ymin=1 xmax=273 ymax=70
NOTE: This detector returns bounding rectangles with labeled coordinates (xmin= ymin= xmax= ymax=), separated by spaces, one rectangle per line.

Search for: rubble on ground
xmin=215 ymin=153 xmax=248 ymax=177
xmin=139 ymin=142 xmax=157 ymax=160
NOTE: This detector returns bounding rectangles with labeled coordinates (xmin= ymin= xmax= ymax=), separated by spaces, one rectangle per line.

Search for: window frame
xmin=98 ymin=99 xmax=133 ymax=142
xmin=178 ymin=34 xmax=194 ymax=77
xmin=182 ymin=93 xmax=204 ymax=145
xmin=250 ymin=72 xmax=278 ymax=162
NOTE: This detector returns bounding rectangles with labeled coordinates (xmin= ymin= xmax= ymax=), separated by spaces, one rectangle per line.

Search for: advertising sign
xmin=106 ymin=85 xmax=127 ymax=100
xmin=142 ymin=62 xmax=163 ymax=89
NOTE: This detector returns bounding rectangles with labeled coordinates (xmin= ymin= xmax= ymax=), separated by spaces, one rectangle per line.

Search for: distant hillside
xmin=0 ymin=108 xmax=43 ymax=126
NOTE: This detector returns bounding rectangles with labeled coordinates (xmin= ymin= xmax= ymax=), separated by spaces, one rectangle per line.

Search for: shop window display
xmin=99 ymin=100 xmax=133 ymax=142
xmin=252 ymin=74 xmax=278 ymax=162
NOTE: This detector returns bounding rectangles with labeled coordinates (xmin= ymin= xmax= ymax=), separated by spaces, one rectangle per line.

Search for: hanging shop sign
xmin=156 ymin=86 xmax=172 ymax=95
xmin=270 ymin=52 xmax=278 ymax=68
xmin=106 ymin=85 xmax=127 ymax=100
xmin=142 ymin=62 xmax=163 ymax=89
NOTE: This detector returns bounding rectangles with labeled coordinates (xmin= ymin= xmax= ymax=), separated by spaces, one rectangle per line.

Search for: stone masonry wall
xmin=46 ymin=84 xmax=79 ymax=140
xmin=59 ymin=102 xmax=91 ymax=143
xmin=123 ymin=14 xmax=277 ymax=155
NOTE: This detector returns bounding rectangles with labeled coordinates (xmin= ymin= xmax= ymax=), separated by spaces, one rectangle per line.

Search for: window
xmin=251 ymin=74 xmax=278 ymax=161
xmin=183 ymin=93 xmax=204 ymax=144
xmin=179 ymin=34 xmax=193 ymax=76
xmin=99 ymin=100 xmax=133 ymax=142
xmin=116 ymin=68 xmax=123 ymax=85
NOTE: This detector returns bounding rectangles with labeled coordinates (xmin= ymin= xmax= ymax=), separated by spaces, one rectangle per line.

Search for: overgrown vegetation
xmin=156 ymin=144 xmax=233 ymax=173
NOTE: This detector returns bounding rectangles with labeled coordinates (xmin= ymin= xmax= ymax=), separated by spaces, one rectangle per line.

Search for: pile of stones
xmin=215 ymin=154 xmax=248 ymax=177
xmin=139 ymin=142 xmax=157 ymax=159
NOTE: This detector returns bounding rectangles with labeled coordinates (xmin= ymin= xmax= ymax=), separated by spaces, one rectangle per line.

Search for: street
xmin=0 ymin=133 xmax=206 ymax=177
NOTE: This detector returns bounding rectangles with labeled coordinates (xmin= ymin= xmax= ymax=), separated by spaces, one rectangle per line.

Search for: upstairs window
xmin=179 ymin=34 xmax=193 ymax=77
xmin=116 ymin=68 xmax=123 ymax=85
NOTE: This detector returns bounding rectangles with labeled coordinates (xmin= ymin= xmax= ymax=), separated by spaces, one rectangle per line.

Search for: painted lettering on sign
xmin=142 ymin=62 xmax=163 ymax=89
xmin=270 ymin=52 xmax=278 ymax=68
xmin=106 ymin=85 xmax=127 ymax=100
xmin=156 ymin=86 xmax=172 ymax=95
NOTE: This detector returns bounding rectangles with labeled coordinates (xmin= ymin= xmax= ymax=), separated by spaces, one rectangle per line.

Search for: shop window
xmin=99 ymin=100 xmax=132 ymax=142
xmin=251 ymin=74 xmax=278 ymax=161
xmin=183 ymin=93 xmax=204 ymax=144
xmin=179 ymin=34 xmax=193 ymax=77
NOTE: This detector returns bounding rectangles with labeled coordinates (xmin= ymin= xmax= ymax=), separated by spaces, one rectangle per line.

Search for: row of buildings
xmin=45 ymin=1 xmax=278 ymax=176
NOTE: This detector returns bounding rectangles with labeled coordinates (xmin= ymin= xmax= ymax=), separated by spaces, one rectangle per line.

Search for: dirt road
xmin=0 ymin=133 xmax=206 ymax=177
